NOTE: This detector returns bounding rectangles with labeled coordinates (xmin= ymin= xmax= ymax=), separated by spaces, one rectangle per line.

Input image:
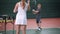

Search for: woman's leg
xmin=22 ymin=25 xmax=26 ymax=34
xmin=16 ymin=25 xmax=21 ymax=34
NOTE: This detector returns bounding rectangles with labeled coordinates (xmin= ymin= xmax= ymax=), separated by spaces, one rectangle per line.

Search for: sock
xmin=38 ymin=27 xmax=40 ymax=28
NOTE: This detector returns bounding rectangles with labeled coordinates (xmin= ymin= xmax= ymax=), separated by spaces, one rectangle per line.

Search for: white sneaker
xmin=38 ymin=28 xmax=41 ymax=31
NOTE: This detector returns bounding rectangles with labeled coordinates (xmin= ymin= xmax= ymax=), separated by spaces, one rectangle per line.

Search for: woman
xmin=13 ymin=0 xmax=30 ymax=34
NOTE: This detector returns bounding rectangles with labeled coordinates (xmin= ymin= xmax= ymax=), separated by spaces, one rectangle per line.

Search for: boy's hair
xmin=37 ymin=3 xmax=41 ymax=5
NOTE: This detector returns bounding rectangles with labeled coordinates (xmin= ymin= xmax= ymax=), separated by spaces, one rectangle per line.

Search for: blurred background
xmin=0 ymin=0 xmax=60 ymax=34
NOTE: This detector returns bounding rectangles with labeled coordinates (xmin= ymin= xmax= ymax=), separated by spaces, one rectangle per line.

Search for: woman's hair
xmin=21 ymin=0 xmax=26 ymax=9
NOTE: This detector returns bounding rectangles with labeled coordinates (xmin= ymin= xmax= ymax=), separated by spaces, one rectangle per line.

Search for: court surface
xmin=0 ymin=18 xmax=60 ymax=34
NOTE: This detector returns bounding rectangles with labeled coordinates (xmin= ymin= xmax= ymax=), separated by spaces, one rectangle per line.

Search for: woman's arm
xmin=27 ymin=0 xmax=30 ymax=10
xmin=13 ymin=3 xmax=18 ymax=13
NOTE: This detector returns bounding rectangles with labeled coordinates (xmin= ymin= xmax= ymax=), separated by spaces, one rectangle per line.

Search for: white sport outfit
xmin=15 ymin=2 xmax=28 ymax=25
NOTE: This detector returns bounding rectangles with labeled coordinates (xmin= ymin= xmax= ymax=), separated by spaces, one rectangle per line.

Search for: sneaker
xmin=38 ymin=27 xmax=41 ymax=31
xmin=38 ymin=27 xmax=42 ymax=31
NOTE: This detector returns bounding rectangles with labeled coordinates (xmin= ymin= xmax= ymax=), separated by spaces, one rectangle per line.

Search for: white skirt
xmin=15 ymin=14 xmax=27 ymax=25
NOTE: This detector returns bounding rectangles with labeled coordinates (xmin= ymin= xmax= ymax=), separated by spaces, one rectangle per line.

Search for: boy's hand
xmin=32 ymin=9 xmax=35 ymax=12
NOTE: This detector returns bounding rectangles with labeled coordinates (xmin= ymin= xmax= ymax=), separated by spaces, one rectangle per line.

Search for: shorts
xmin=36 ymin=14 xmax=41 ymax=23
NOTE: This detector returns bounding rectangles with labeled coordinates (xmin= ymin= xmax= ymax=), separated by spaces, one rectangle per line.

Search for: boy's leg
xmin=36 ymin=15 xmax=41 ymax=30
xmin=36 ymin=20 xmax=42 ymax=30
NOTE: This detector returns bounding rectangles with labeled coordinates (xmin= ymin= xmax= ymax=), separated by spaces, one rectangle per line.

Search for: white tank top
xmin=17 ymin=2 xmax=28 ymax=15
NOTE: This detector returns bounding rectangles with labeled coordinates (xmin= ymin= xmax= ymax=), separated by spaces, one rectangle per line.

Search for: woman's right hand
xmin=13 ymin=3 xmax=18 ymax=13
xmin=13 ymin=10 xmax=16 ymax=13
